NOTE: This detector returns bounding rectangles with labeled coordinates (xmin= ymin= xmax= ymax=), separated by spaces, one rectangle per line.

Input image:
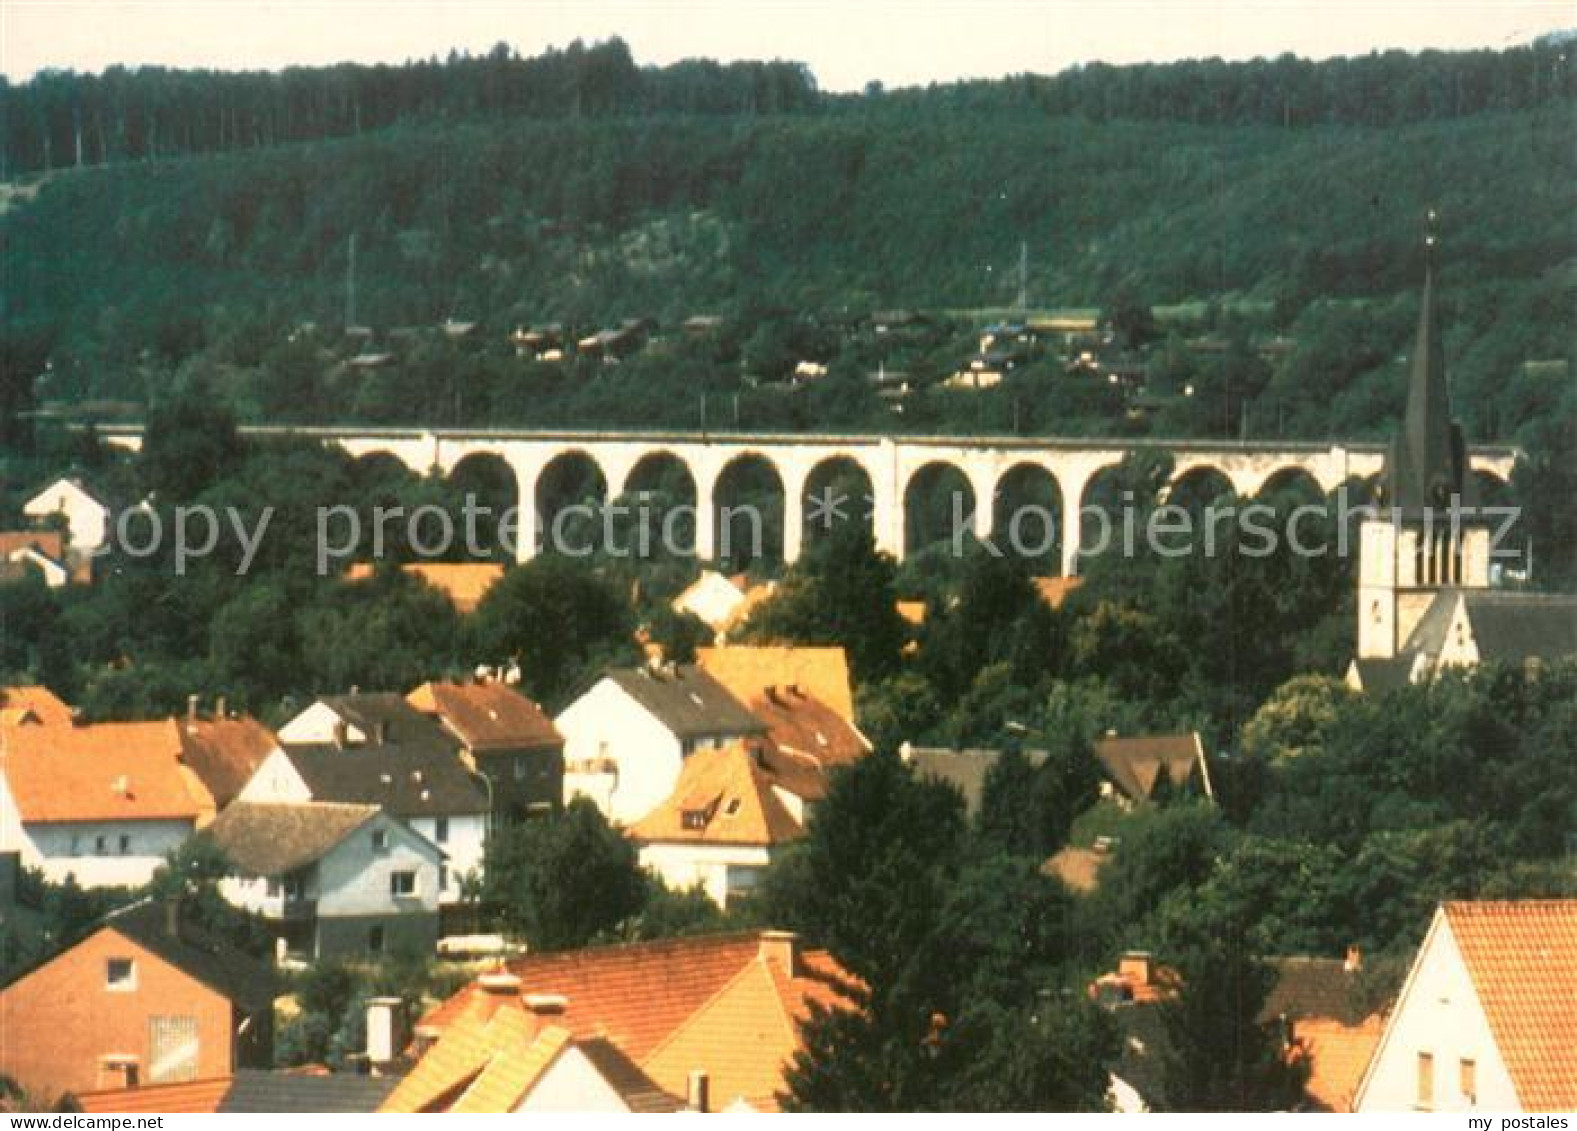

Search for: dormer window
xmin=723 ymin=798 xmax=742 ymax=817
xmin=681 ymin=809 xmax=709 ymax=831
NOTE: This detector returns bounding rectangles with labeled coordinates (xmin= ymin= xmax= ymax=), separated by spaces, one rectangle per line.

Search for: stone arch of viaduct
xmin=101 ymin=427 xmax=1520 ymax=577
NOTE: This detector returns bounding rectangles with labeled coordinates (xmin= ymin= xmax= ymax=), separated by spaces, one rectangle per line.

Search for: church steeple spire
xmin=1384 ymin=210 xmax=1471 ymax=512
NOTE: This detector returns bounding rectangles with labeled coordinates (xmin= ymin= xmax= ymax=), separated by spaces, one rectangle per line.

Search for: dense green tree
xmin=481 ymin=799 xmax=646 ymax=950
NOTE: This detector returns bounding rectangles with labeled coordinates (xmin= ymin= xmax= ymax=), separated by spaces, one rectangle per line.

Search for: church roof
xmin=1382 ymin=225 xmax=1475 ymax=514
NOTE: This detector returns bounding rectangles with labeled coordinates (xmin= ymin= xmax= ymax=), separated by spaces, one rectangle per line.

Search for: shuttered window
xmin=149 ymin=1015 xmax=199 ymax=1083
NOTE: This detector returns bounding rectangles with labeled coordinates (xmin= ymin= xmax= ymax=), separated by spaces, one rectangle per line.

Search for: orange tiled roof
xmin=895 ymin=599 xmax=927 ymax=627
xmin=382 ymin=994 xmax=568 ymax=1113
xmin=417 ymin=933 xmax=853 ymax=1113
xmin=0 ymin=684 xmax=74 ymax=728
xmin=347 ymin=561 xmax=505 ymax=613
xmin=1444 ymin=900 xmax=1577 ymax=1111
xmin=1296 ymin=1015 xmax=1385 ymax=1113
xmin=2 ymin=719 xmax=214 ymax=823
xmin=641 ymin=946 xmax=852 ymax=1111
xmin=76 ymin=1077 xmax=232 ymax=1114
xmin=745 ymin=685 xmax=870 ymax=773
xmin=417 ymin=931 xmax=850 ymax=1069
xmin=1032 ymin=575 xmax=1084 ymax=608
xmin=696 ymin=645 xmax=855 ymax=721
xmin=407 ymin=680 xmax=562 ymax=752
xmin=628 ymin=742 xmax=804 ymax=848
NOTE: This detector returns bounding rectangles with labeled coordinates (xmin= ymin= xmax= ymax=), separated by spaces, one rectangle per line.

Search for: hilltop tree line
xmin=4 ymin=35 xmax=1573 ymax=177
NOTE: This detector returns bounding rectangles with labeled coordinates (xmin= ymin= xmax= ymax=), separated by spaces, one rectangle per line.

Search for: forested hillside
xmin=1 ymin=39 xmax=1572 ymax=447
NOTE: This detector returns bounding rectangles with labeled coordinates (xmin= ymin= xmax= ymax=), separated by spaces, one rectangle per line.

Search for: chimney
xmin=758 ymin=929 xmax=798 ymax=976
xmin=374 ymin=720 xmax=389 ymax=745
xmin=478 ymin=970 xmax=522 ymax=996
xmin=365 ymin=996 xmax=405 ymax=1072
xmin=524 ymin=993 xmax=568 ymax=1016
xmin=215 ymin=695 xmax=227 ymax=720
xmin=187 ymin=694 xmax=199 ymax=722
xmin=1344 ymin=945 xmax=1363 ymax=974
xmin=686 ymin=1070 xmax=710 ymax=1113
xmin=1118 ymin=950 xmax=1152 ymax=988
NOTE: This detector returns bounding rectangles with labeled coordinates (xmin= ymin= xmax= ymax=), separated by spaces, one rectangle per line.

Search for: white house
xmin=0 ymin=720 xmax=213 ymax=888
xmin=628 ymin=742 xmax=804 ymax=909
xmin=206 ymin=801 xmax=444 ymax=960
xmin=1354 ymin=900 xmax=1576 ymax=1113
xmin=22 ymin=477 xmax=115 ymax=556
xmin=556 ymin=665 xmax=765 ymax=825
xmin=238 ymin=741 xmax=486 ymax=908
xmin=671 ymin=571 xmax=749 ymax=635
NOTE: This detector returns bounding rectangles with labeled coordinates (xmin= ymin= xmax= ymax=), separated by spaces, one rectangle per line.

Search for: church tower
xmin=1357 ymin=216 xmax=1490 ymax=659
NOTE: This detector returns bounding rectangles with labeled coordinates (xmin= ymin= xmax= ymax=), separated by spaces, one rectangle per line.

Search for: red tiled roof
xmin=1444 ymin=900 xmax=1577 ymax=1111
xmin=0 ymin=530 xmax=65 ymax=562
xmin=417 ymin=932 xmax=849 ymax=1068
xmin=76 ymin=1077 xmax=232 ymax=1114
xmin=1032 ymin=575 xmax=1084 ymax=608
xmin=346 ymin=562 xmax=505 ymax=613
xmin=1295 ymin=1016 xmax=1385 ymax=1112
xmin=407 ymin=680 xmax=562 ymax=752
xmin=2 ymin=720 xmax=213 ymax=823
xmin=745 ymin=685 xmax=869 ymax=772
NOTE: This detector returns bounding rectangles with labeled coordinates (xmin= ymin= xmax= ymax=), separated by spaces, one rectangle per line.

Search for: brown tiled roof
xmin=417 ymin=931 xmax=849 ymax=1068
xmin=178 ymin=716 xmax=279 ymax=808
xmin=628 ymin=743 xmax=804 ymax=848
xmin=1094 ymin=732 xmax=1208 ymax=803
xmin=1 ymin=720 xmax=213 ymax=823
xmin=1444 ymin=900 xmax=1577 ymax=1111
xmin=203 ymin=801 xmax=383 ymax=876
xmin=0 ymin=684 xmax=74 ymax=728
xmin=744 ymin=685 xmax=869 ymax=773
xmin=408 ymin=680 xmax=562 ymax=753
xmin=1262 ymin=957 xmax=1373 ymax=1027
xmin=347 ymin=561 xmax=505 ymax=613
xmin=696 ymin=645 xmax=856 ymax=721
xmin=77 ymin=1077 xmax=233 ymax=1114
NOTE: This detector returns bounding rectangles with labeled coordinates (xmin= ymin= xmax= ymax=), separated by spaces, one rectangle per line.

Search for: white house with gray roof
xmin=206 ymin=801 xmax=443 ymax=960
xmin=556 ymin=665 xmax=765 ymax=825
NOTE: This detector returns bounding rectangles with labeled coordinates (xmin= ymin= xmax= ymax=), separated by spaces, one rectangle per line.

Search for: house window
xmin=106 ymin=958 xmax=137 ymax=991
xmin=119 ymin=834 xmax=132 ymax=855
xmin=514 ymin=757 xmax=528 ymax=781
xmin=95 ymin=835 xmax=109 ymax=855
xmin=368 ymin=925 xmax=385 ymax=954
xmin=434 ymin=816 xmax=449 ymax=843
xmin=1416 ymin=1051 xmax=1435 ymax=1110
xmin=390 ymin=870 xmax=417 ymax=898
xmin=1459 ymin=1058 xmax=1477 ymax=1104
xmin=148 ymin=1016 xmax=199 ymax=1084
xmin=97 ymin=1057 xmax=139 ymax=1091
xmin=681 ymin=809 xmax=708 ymax=831
xmin=439 ymin=864 xmax=450 ymax=893
xmin=371 ymin=828 xmax=389 ymax=852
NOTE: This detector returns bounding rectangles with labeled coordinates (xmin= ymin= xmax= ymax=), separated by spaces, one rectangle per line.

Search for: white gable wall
xmin=638 ymin=841 xmax=775 ymax=909
xmin=23 ymin=480 xmax=111 ymax=554
xmin=556 ymin=680 xmax=684 ymax=825
xmin=316 ymin=813 xmax=443 ymax=919
xmin=276 ymin=702 xmax=368 ymax=745
xmin=404 ymin=813 xmax=485 ymax=903
xmin=236 ymin=749 xmax=313 ymax=803
xmin=515 ymin=1045 xmax=633 ymax=1112
xmin=1356 ymin=914 xmax=1520 ymax=1112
